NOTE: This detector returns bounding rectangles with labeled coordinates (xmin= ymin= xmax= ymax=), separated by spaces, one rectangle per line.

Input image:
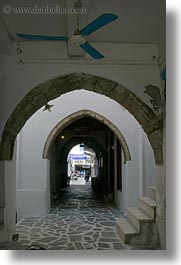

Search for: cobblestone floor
xmin=15 ymin=179 xmax=125 ymax=250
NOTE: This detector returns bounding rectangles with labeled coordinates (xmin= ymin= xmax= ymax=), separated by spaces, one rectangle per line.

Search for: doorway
xmin=49 ymin=116 xmax=121 ymax=207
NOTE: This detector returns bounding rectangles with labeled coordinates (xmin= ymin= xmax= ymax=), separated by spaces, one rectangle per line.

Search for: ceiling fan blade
xmin=80 ymin=13 xmax=118 ymax=36
xmin=17 ymin=33 xmax=68 ymax=41
xmin=79 ymin=42 xmax=104 ymax=59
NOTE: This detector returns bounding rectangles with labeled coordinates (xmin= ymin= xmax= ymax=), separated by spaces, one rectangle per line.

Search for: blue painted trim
xmin=162 ymin=69 xmax=166 ymax=80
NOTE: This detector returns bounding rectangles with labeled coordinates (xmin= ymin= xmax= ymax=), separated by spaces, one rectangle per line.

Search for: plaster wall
xmin=0 ymin=145 xmax=16 ymax=241
xmin=0 ymin=42 xmax=162 ymax=142
xmin=0 ymin=41 xmax=161 ymax=242
xmin=143 ymin=132 xmax=157 ymax=196
xmin=16 ymin=90 xmax=156 ymax=220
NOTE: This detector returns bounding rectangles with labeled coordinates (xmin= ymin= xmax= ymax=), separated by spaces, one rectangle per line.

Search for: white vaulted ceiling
xmin=0 ymin=0 xmax=165 ymax=57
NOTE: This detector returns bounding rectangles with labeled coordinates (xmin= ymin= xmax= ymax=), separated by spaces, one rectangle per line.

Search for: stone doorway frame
xmin=43 ymin=109 xmax=131 ymax=163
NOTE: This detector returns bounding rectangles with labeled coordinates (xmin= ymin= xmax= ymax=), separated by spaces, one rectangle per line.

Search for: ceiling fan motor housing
xmin=70 ymin=35 xmax=86 ymax=45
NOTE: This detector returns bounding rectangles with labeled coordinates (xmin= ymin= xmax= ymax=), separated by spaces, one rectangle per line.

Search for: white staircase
xmin=147 ymin=186 xmax=156 ymax=200
xmin=116 ymin=186 xmax=158 ymax=246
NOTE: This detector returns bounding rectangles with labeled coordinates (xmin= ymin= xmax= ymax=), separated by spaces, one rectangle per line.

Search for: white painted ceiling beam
xmin=0 ymin=16 xmax=12 ymax=54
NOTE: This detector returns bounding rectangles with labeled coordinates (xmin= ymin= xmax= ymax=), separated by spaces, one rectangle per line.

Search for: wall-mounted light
xmin=60 ymin=135 xmax=65 ymax=140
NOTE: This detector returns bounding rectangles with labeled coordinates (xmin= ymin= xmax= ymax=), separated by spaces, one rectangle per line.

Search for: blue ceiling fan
xmin=16 ymin=13 xmax=118 ymax=59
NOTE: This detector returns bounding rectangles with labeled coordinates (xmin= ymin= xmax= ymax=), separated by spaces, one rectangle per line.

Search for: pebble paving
xmin=15 ymin=179 xmax=125 ymax=250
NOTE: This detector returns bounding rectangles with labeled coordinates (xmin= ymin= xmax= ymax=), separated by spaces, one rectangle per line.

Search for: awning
xmin=68 ymin=154 xmax=88 ymax=160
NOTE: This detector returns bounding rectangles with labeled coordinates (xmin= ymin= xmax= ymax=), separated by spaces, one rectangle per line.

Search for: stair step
xmin=116 ymin=217 xmax=138 ymax=244
xmin=147 ymin=186 xmax=156 ymax=200
xmin=139 ymin=197 xmax=156 ymax=207
xmin=138 ymin=197 xmax=156 ymax=219
xmin=127 ymin=207 xmax=153 ymax=232
xmin=148 ymin=186 xmax=156 ymax=191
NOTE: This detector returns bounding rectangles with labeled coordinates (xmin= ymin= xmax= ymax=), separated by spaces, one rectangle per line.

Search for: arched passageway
xmin=15 ymin=91 xmax=156 ymax=224
xmin=0 ymin=73 xmax=164 ymax=248
xmin=0 ymin=73 xmax=163 ymax=164
xmin=43 ymin=109 xmax=131 ymax=163
xmin=48 ymin=115 xmax=125 ymax=206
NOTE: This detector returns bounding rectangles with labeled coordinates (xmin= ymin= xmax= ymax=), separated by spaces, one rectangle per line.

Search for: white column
xmin=122 ymin=160 xmax=128 ymax=215
xmin=138 ymin=126 xmax=144 ymax=196
xmin=16 ymin=132 xmax=22 ymax=190
xmin=113 ymin=135 xmax=117 ymax=198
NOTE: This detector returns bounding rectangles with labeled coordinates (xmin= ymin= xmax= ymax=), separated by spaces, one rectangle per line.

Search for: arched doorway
xmin=47 ymin=114 xmax=126 ymax=207
xmin=0 ymin=73 xmax=164 ymax=248
xmin=43 ymin=109 xmax=131 ymax=163
xmin=0 ymin=73 xmax=162 ymax=164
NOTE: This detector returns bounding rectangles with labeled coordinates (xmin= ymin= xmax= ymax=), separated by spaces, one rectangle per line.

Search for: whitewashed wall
xmin=0 ymin=41 xmax=160 ymax=235
xmin=16 ymin=90 xmax=156 ymax=220
xmin=0 ymin=145 xmax=16 ymax=241
xmin=0 ymin=42 xmax=161 ymax=141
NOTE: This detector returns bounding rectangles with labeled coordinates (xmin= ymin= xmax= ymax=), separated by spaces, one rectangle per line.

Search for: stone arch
xmin=60 ymin=137 xmax=105 ymax=162
xmin=0 ymin=72 xmax=163 ymax=163
xmin=43 ymin=109 xmax=131 ymax=163
xmin=63 ymin=137 xmax=104 ymax=155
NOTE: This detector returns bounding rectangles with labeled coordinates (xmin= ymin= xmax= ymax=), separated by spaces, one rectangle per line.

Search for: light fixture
xmin=43 ymin=103 xmax=54 ymax=112
xmin=60 ymin=135 xmax=65 ymax=140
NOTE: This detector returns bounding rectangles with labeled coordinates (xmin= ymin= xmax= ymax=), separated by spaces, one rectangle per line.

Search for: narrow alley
xmin=15 ymin=179 xmax=125 ymax=250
